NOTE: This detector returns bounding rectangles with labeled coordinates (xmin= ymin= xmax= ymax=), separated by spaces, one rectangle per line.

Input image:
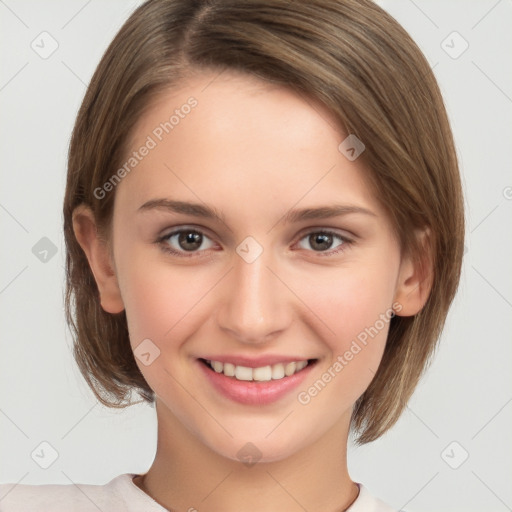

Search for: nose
xmin=216 ymin=244 xmax=292 ymax=345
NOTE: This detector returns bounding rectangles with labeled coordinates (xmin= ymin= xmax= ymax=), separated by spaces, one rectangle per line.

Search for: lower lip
xmin=197 ymin=359 xmax=316 ymax=405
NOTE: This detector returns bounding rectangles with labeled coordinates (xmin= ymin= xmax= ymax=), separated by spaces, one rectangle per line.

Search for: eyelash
xmin=155 ymin=227 xmax=353 ymax=259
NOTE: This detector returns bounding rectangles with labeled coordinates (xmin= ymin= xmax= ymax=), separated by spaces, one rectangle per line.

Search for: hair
xmin=63 ymin=0 xmax=464 ymax=444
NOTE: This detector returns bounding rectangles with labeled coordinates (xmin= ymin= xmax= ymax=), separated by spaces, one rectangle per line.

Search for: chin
xmin=203 ymin=430 xmax=307 ymax=466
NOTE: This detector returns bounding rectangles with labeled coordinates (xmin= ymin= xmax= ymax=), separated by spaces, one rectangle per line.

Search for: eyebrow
xmin=137 ymin=198 xmax=376 ymax=224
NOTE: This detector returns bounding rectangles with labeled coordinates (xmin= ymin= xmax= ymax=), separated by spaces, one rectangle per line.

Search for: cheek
xmin=116 ymin=248 xmax=205 ymax=347
xmin=294 ymin=262 xmax=398 ymax=405
xmin=304 ymin=262 xmax=397 ymax=343
xmin=118 ymin=260 xmax=210 ymax=399
xmin=117 ymin=252 xmax=228 ymax=390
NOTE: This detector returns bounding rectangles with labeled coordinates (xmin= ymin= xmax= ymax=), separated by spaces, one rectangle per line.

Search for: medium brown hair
xmin=63 ymin=0 xmax=464 ymax=444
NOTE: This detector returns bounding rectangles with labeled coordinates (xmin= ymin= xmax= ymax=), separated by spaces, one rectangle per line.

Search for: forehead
xmin=115 ymin=70 xmax=382 ymax=221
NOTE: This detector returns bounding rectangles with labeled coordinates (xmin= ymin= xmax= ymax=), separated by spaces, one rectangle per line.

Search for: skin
xmin=73 ymin=69 xmax=431 ymax=512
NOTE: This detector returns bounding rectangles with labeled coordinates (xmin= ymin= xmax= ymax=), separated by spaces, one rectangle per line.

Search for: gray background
xmin=0 ymin=1 xmax=511 ymax=511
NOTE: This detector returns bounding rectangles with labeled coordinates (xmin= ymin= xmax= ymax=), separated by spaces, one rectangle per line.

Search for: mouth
xmin=199 ymin=357 xmax=316 ymax=381
xmin=197 ymin=357 xmax=318 ymax=405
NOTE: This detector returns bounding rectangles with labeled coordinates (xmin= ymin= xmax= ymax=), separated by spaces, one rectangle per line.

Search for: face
xmin=81 ymin=70 xmax=418 ymax=463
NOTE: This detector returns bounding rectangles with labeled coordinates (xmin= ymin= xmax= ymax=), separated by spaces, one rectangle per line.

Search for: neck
xmin=134 ymin=399 xmax=358 ymax=512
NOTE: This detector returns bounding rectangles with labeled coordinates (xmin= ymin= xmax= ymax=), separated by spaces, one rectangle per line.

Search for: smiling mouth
xmin=198 ymin=358 xmax=318 ymax=382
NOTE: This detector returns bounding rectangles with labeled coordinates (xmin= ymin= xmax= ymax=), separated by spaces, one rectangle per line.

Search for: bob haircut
xmin=63 ymin=0 xmax=464 ymax=444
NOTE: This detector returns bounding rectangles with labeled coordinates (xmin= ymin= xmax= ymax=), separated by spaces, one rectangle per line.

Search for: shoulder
xmin=0 ymin=473 xmax=167 ymax=512
xmin=348 ymin=483 xmax=404 ymax=512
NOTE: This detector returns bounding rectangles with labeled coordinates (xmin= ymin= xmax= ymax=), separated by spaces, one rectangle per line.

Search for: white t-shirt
xmin=0 ymin=473 xmax=399 ymax=511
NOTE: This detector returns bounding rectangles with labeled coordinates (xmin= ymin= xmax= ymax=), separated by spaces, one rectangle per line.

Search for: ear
xmin=393 ymin=228 xmax=433 ymax=317
xmin=72 ymin=204 xmax=124 ymax=314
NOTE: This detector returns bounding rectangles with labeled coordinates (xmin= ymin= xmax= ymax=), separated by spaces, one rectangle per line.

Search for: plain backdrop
xmin=0 ymin=1 xmax=511 ymax=511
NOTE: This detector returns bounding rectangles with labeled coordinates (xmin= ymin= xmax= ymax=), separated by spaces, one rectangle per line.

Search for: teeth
xmin=211 ymin=360 xmax=223 ymax=373
xmin=205 ymin=359 xmax=311 ymax=381
xmin=235 ymin=365 xmax=253 ymax=381
xmin=284 ymin=362 xmax=296 ymax=376
xmin=253 ymin=366 xmax=272 ymax=382
xmin=223 ymin=362 xmax=235 ymax=377
xmin=296 ymin=360 xmax=308 ymax=371
xmin=271 ymin=363 xmax=285 ymax=380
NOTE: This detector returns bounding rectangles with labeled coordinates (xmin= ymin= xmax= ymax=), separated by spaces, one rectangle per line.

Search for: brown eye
xmin=308 ymin=233 xmax=334 ymax=251
xmin=159 ymin=228 xmax=215 ymax=257
xmin=297 ymin=230 xmax=349 ymax=256
xmin=177 ymin=231 xmax=203 ymax=251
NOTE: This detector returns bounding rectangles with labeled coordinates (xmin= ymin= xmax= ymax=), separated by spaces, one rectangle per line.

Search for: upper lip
xmin=199 ymin=355 xmax=315 ymax=368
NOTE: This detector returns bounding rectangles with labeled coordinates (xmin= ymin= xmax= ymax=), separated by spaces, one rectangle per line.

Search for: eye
xmin=157 ymin=228 xmax=216 ymax=258
xmin=156 ymin=227 xmax=352 ymax=259
xmin=296 ymin=229 xmax=350 ymax=256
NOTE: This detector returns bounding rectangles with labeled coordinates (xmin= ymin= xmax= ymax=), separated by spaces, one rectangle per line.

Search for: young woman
xmin=0 ymin=0 xmax=464 ymax=510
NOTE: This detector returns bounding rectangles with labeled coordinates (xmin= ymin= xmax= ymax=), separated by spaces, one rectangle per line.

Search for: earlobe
xmin=72 ymin=204 xmax=125 ymax=314
xmin=393 ymin=228 xmax=434 ymax=317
